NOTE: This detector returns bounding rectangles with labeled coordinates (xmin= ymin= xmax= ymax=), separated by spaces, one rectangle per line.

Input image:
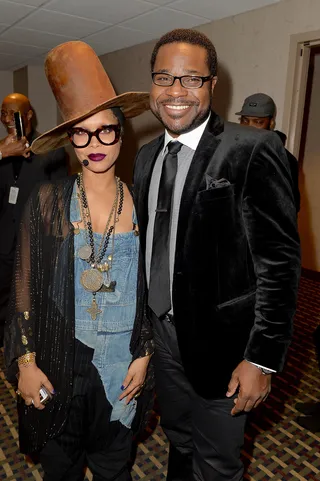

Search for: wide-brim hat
xmin=32 ymin=41 xmax=150 ymax=154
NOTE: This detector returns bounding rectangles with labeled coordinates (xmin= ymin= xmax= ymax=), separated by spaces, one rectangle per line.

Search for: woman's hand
xmin=119 ymin=355 xmax=151 ymax=404
xmin=17 ymin=364 xmax=54 ymax=410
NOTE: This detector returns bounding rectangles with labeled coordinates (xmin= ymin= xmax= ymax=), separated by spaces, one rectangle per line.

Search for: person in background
xmin=236 ymin=92 xmax=300 ymax=212
xmin=133 ymin=28 xmax=300 ymax=481
xmin=5 ymin=41 xmax=153 ymax=481
xmin=0 ymin=93 xmax=67 ymax=347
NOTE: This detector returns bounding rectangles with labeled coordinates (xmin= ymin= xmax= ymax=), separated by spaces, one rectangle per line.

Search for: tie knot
xmin=167 ymin=141 xmax=182 ymax=156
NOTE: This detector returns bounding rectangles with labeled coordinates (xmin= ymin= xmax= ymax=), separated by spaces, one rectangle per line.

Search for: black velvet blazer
xmin=133 ymin=111 xmax=301 ymax=399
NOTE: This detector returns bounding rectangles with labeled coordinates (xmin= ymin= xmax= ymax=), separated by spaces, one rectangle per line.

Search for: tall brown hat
xmin=31 ymin=41 xmax=150 ymax=154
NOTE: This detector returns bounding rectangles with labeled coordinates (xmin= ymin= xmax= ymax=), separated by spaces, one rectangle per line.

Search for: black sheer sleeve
xmin=4 ymin=191 xmax=36 ymax=382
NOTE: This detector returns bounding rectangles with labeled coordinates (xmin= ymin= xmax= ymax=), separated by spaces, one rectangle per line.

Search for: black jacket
xmin=0 ymin=131 xmax=67 ymax=255
xmin=133 ymin=111 xmax=301 ymax=399
xmin=5 ymin=175 xmax=154 ymax=454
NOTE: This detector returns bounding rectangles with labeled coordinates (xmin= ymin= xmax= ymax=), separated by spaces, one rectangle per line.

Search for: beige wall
xmin=11 ymin=0 xmax=320 ymax=267
xmin=10 ymin=0 xmax=320 ymax=144
xmin=13 ymin=67 xmax=28 ymax=98
xmin=298 ymin=53 xmax=320 ymax=271
xmin=28 ymin=65 xmax=58 ymax=134
xmin=96 ymin=0 xmax=320 ymax=182
xmin=0 ymin=71 xmax=14 ymax=137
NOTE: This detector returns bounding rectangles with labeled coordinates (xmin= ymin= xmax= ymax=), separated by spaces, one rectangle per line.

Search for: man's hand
xmin=226 ymin=360 xmax=272 ymax=416
xmin=0 ymin=134 xmax=31 ymax=158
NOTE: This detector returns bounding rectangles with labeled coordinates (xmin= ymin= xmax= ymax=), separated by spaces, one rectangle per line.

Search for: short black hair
xmin=111 ymin=107 xmax=125 ymax=127
xmin=150 ymin=29 xmax=218 ymax=76
xmin=111 ymin=107 xmax=125 ymax=138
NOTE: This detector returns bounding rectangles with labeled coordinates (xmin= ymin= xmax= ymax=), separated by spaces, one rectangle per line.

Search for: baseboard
xmin=302 ymin=267 xmax=320 ymax=281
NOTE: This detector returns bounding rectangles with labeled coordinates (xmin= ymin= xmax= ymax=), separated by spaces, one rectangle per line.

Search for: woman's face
xmin=71 ymin=109 xmax=122 ymax=174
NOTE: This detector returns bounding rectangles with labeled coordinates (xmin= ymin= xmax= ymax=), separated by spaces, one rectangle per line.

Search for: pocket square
xmin=205 ymin=175 xmax=231 ymax=190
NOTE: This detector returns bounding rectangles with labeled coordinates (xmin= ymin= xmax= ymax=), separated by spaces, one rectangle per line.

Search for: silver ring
xmin=25 ymin=142 xmax=30 ymax=149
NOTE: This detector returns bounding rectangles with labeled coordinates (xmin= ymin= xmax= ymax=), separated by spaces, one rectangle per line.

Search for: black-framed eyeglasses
xmin=67 ymin=124 xmax=121 ymax=148
xmin=152 ymin=72 xmax=213 ymax=89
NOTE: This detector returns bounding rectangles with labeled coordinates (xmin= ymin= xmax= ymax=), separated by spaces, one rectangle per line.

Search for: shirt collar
xmin=163 ymin=113 xmax=211 ymax=154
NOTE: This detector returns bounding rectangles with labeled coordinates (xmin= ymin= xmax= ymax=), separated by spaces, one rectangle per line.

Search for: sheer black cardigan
xmin=4 ymin=175 xmax=154 ymax=454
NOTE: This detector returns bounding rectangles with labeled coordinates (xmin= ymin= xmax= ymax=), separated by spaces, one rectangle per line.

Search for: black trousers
xmin=37 ymin=340 xmax=133 ymax=481
xmin=39 ymin=420 xmax=132 ymax=481
xmin=0 ymin=252 xmax=14 ymax=347
xmin=152 ymin=314 xmax=247 ymax=481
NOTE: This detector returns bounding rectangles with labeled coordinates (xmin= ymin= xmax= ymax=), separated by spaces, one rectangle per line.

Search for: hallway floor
xmin=1 ymin=276 xmax=320 ymax=480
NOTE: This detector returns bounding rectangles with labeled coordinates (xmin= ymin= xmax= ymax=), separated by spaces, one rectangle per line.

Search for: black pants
xmin=38 ymin=341 xmax=133 ymax=481
xmin=0 ymin=252 xmax=14 ymax=347
xmin=152 ymin=314 xmax=247 ymax=481
xmin=39 ymin=420 xmax=132 ymax=481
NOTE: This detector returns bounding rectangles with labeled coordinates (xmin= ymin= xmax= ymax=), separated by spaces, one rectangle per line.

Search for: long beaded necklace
xmin=76 ymin=173 xmax=124 ymax=320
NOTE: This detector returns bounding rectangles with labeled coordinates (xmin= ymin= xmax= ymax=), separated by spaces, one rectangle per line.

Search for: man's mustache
xmin=159 ymin=99 xmax=199 ymax=106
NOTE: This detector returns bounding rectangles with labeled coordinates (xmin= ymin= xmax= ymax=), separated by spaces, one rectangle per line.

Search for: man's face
xmin=240 ymin=115 xmax=272 ymax=130
xmin=150 ymin=43 xmax=217 ymax=137
xmin=1 ymin=97 xmax=32 ymax=135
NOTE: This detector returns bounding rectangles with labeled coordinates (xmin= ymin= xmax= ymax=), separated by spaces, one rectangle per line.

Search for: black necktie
xmin=148 ymin=141 xmax=183 ymax=318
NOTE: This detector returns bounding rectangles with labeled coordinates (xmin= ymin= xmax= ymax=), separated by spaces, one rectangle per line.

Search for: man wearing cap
xmin=236 ymin=93 xmax=300 ymax=212
xmin=0 ymin=93 xmax=67 ymax=347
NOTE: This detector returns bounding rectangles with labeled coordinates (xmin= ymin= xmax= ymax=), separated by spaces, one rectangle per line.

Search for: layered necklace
xmin=76 ymin=173 xmax=124 ymax=320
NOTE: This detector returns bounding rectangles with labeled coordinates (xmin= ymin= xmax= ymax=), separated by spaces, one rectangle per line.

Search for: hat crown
xmin=45 ymin=41 xmax=117 ymax=122
xmin=238 ymin=93 xmax=276 ymax=117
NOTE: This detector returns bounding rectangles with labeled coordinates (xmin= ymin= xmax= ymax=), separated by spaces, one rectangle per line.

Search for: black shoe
xmin=297 ymin=413 xmax=320 ymax=433
xmin=295 ymin=401 xmax=320 ymax=415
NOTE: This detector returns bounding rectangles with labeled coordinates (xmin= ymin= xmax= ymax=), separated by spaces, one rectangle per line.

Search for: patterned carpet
xmin=1 ymin=275 xmax=320 ymax=480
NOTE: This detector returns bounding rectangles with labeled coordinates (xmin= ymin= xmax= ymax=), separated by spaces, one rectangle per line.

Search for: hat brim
xmin=31 ymin=92 xmax=150 ymax=155
xmin=235 ymin=109 xmax=272 ymax=118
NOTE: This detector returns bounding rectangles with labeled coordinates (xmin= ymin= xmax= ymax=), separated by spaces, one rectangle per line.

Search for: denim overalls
xmin=70 ymin=181 xmax=138 ymax=428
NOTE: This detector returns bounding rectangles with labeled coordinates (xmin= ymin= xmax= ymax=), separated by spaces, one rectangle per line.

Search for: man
xmin=133 ymin=29 xmax=300 ymax=481
xmin=236 ymin=93 xmax=300 ymax=212
xmin=0 ymin=93 xmax=67 ymax=347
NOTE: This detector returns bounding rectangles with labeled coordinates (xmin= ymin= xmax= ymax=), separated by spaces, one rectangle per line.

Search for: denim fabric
xmin=70 ymin=181 xmax=138 ymax=428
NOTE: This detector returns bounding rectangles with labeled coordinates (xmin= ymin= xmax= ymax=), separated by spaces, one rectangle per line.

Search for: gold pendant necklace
xmin=78 ymin=245 xmax=92 ymax=261
xmin=87 ymin=296 xmax=102 ymax=321
xmin=80 ymin=268 xmax=104 ymax=293
xmin=76 ymin=174 xmax=123 ymax=318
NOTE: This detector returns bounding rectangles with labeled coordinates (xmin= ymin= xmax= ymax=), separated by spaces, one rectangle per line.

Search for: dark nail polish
xmin=121 ymin=385 xmax=125 ymax=391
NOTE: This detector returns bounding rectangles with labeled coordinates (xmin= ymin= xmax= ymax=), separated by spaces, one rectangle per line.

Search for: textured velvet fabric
xmin=4 ymin=175 xmax=154 ymax=454
xmin=133 ymin=111 xmax=301 ymax=399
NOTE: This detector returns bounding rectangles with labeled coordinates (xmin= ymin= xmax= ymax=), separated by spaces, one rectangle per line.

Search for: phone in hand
xmin=39 ymin=385 xmax=53 ymax=405
xmin=14 ymin=111 xmax=24 ymax=140
xmin=16 ymin=373 xmax=53 ymax=405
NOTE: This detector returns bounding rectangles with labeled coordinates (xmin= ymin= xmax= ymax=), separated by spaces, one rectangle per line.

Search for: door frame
xmin=283 ymin=29 xmax=320 ymax=156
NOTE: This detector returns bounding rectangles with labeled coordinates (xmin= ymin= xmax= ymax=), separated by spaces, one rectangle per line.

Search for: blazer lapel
xmin=175 ymin=112 xmax=225 ymax=265
xmin=137 ymin=135 xmax=164 ymax=254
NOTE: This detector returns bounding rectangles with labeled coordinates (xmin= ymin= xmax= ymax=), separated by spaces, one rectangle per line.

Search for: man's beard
xmin=151 ymin=94 xmax=213 ymax=136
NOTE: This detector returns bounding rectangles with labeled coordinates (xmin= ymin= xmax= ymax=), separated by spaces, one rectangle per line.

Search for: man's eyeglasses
xmin=152 ymin=72 xmax=213 ymax=89
xmin=68 ymin=124 xmax=121 ymax=148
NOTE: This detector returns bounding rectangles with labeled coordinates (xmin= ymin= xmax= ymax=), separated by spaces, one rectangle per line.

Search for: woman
xmin=4 ymin=41 xmax=153 ymax=481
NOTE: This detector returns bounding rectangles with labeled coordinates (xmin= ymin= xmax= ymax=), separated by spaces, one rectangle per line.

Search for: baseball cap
xmin=236 ymin=93 xmax=276 ymax=118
